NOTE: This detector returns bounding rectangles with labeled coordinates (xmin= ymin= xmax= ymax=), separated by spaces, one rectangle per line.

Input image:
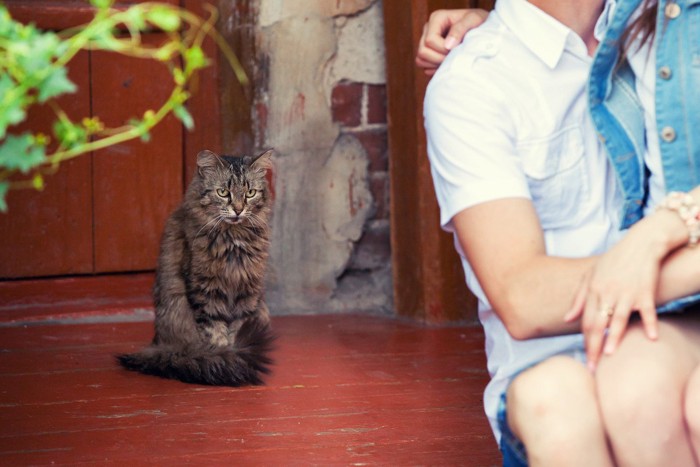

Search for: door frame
xmin=383 ymin=0 xmax=494 ymax=323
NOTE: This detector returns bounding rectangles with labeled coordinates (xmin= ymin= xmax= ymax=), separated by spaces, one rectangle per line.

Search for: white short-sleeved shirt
xmin=424 ymin=0 xmax=623 ymax=441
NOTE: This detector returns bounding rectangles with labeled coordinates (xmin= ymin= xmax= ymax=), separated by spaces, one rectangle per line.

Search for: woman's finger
xmin=637 ymin=298 xmax=658 ymax=341
xmin=442 ymin=9 xmax=489 ymax=50
xmin=415 ymin=49 xmax=447 ymax=68
xmin=585 ymin=299 xmax=613 ymax=371
xmin=602 ymin=298 xmax=633 ymax=355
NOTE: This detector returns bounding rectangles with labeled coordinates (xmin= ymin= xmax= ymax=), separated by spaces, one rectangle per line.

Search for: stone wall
xmin=252 ymin=0 xmax=392 ymax=314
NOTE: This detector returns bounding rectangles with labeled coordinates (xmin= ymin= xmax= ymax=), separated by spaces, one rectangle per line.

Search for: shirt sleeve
xmin=424 ymin=52 xmax=531 ymax=232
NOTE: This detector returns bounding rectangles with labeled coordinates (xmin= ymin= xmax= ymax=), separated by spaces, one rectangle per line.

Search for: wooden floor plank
xmin=0 ymin=313 xmax=501 ymax=465
xmin=0 ymin=274 xmax=153 ymax=323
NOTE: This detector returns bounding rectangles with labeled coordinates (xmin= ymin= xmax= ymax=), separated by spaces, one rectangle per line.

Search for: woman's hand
xmin=565 ymin=210 xmax=689 ymax=371
xmin=415 ymin=9 xmax=488 ymax=75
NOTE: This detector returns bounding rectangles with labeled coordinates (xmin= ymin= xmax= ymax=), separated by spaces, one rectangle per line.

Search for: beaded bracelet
xmin=657 ymin=191 xmax=700 ymax=246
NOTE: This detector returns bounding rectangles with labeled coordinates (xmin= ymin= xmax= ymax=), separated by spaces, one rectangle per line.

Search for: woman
xmin=420 ymin=0 xmax=700 ymax=465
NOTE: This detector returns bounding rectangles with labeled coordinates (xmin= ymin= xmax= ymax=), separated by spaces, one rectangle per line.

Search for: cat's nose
xmin=232 ymin=205 xmax=244 ymax=215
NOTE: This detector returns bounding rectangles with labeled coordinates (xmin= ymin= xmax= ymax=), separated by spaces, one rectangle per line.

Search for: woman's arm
xmin=453 ymin=188 xmax=700 ymax=344
xmin=657 ymin=239 xmax=700 ymax=303
xmin=570 ymin=185 xmax=700 ymax=369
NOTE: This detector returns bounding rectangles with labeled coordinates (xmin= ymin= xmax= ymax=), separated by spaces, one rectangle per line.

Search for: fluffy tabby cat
xmin=118 ymin=149 xmax=275 ymax=386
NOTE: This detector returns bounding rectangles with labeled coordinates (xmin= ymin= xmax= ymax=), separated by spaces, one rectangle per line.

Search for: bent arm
xmin=639 ymin=186 xmax=700 ymax=305
xmin=452 ymin=194 xmax=700 ymax=341
xmin=451 ymin=198 xmax=595 ymax=339
xmin=657 ymin=245 xmax=700 ymax=304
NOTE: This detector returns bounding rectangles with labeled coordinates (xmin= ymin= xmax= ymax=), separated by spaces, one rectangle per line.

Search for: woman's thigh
xmin=598 ymin=312 xmax=700 ymax=378
xmin=596 ymin=312 xmax=700 ymax=404
xmin=595 ymin=312 xmax=700 ymax=464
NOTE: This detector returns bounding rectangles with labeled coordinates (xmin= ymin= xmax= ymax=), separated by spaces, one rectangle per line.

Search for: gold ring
xmin=599 ymin=305 xmax=614 ymax=319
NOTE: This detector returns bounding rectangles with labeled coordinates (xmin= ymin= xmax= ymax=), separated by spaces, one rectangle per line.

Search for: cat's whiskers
xmin=195 ymin=214 xmax=225 ymax=238
xmin=247 ymin=212 xmax=266 ymax=230
xmin=210 ymin=215 xmax=227 ymax=234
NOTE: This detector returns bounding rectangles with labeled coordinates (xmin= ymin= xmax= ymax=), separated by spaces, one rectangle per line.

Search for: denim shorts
xmin=495 ymin=300 xmax=699 ymax=466
xmin=498 ymin=391 xmax=528 ymax=467
xmin=496 ymin=348 xmax=587 ymax=467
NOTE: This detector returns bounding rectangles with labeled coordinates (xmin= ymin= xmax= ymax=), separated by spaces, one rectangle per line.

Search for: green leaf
xmin=173 ymin=104 xmax=194 ymax=130
xmin=0 ymin=133 xmax=46 ymax=173
xmin=154 ymin=43 xmax=176 ymax=62
xmin=184 ymin=46 xmax=209 ymax=73
xmin=38 ymin=67 xmax=76 ymax=102
xmin=123 ymin=6 xmax=147 ymax=30
xmin=90 ymin=0 xmax=113 ymax=9
xmin=19 ymin=32 xmax=60 ymax=75
xmin=145 ymin=6 xmax=181 ymax=32
xmin=53 ymin=119 xmax=87 ymax=147
xmin=0 ymin=181 xmax=9 ymax=213
xmin=172 ymin=67 xmax=185 ymax=86
xmin=0 ymin=74 xmax=27 ymax=138
xmin=32 ymin=173 xmax=44 ymax=191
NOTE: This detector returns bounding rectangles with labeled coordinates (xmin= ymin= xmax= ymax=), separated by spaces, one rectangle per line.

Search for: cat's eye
xmin=246 ymin=189 xmax=257 ymax=198
xmin=216 ymin=188 xmax=229 ymax=197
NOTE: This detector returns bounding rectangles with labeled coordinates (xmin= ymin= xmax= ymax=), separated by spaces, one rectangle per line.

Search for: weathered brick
xmin=366 ymin=84 xmax=387 ymax=124
xmin=331 ymin=80 xmax=362 ymax=127
xmin=349 ymin=221 xmax=391 ymax=270
xmin=354 ymin=129 xmax=388 ymax=173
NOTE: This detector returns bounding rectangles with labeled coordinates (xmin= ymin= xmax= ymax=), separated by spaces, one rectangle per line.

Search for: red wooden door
xmin=0 ymin=1 xmax=183 ymax=278
xmin=0 ymin=51 xmax=94 ymax=278
xmin=383 ymin=0 xmax=495 ymax=323
xmin=91 ymin=36 xmax=183 ymax=273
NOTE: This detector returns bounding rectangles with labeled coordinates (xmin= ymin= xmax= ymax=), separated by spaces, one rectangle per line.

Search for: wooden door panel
xmin=383 ymin=0 xmax=494 ymax=322
xmin=4 ymin=0 xmax=179 ymax=31
xmin=0 ymin=52 xmax=93 ymax=279
xmin=91 ymin=34 xmax=183 ymax=273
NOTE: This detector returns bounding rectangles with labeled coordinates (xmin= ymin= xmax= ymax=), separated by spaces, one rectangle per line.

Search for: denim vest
xmin=588 ymin=0 xmax=700 ymax=229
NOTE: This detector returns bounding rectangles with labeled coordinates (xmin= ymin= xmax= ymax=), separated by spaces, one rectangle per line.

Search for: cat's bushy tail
xmin=117 ymin=319 xmax=275 ymax=386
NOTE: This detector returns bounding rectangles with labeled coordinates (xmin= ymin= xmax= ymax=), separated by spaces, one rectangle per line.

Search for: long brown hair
xmin=621 ymin=0 xmax=659 ymax=56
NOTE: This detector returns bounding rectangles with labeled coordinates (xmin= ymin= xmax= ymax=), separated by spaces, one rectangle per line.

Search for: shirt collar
xmin=495 ymin=0 xmax=613 ymax=69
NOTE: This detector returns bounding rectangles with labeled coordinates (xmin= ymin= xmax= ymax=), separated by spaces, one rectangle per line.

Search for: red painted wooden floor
xmin=0 ymin=276 xmax=500 ymax=465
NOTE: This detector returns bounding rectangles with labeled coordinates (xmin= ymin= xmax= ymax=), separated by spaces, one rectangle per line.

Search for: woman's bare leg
xmin=596 ymin=314 xmax=700 ymax=466
xmin=684 ymin=364 xmax=700 ymax=464
xmin=507 ymin=355 xmax=614 ymax=467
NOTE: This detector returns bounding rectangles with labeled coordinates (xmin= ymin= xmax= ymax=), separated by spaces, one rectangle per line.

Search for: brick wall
xmin=331 ymin=81 xmax=390 ymax=274
xmin=256 ymin=0 xmax=392 ymax=315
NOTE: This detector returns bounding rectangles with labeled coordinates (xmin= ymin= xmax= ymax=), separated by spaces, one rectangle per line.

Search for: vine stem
xmin=48 ymin=86 xmax=184 ymax=165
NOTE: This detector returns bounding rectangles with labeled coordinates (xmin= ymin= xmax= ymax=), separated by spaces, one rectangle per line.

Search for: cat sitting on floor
xmin=118 ymin=149 xmax=275 ymax=386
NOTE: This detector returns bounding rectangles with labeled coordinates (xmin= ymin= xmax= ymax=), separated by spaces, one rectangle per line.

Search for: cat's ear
xmin=250 ymin=149 xmax=273 ymax=171
xmin=196 ymin=150 xmax=223 ymax=176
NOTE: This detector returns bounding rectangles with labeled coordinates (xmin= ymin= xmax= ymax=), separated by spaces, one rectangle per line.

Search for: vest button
xmin=665 ymin=2 xmax=681 ymax=19
xmin=658 ymin=66 xmax=672 ymax=79
xmin=661 ymin=126 xmax=676 ymax=142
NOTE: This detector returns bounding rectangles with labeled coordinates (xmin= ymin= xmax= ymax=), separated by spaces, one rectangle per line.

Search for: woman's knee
xmin=508 ymin=356 xmax=598 ymax=440
xmin=596 ymin=322 xmax=693 ymax=452
xmin=685 ymin=366 xmax=700 ymax=440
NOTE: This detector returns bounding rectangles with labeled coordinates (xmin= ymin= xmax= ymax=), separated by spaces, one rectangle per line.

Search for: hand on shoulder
xmin=415 ymin=8 xmax=489 ymax=76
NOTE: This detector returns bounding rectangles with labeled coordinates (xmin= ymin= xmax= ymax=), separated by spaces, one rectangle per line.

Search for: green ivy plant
xmin=0 ymin=0 xmax=247 ymax=212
